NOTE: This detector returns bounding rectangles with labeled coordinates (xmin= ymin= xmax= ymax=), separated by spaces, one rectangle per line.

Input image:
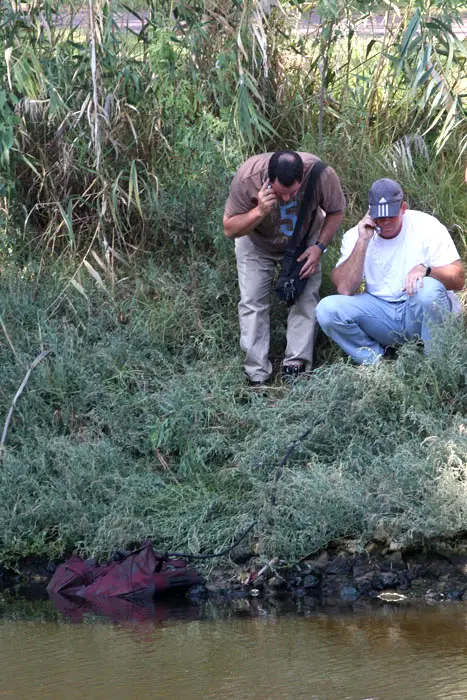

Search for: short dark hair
xmin=268 ymin=151 xmax=304 ymax=187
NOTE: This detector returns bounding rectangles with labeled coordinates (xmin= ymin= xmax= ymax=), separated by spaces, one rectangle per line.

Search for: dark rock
xmin=320 ymin=579 xmax=340 ymax=599
xmin=302 ymin=574 xmax=320 ymax=589
xmin=45 ymin=562 xmax=57 ymax=575
xmin=267 ymin=576 xmax=286 ymax=590
xmin=379 ymin=558 xmax=406 ymax=573
xmin=302 ymin=552 xmax=329 ymax=571
xmin=205 ymin=585 xmax=233 ymax=599
xmin=301 ymin=564 xmax=322 ymax=577
xmin=326 ymin=557 xmax=352 ymax=576
xmin=372 ymin=572 xmax=399 ymax=590
xmin=229 ymin=589 xmax=249 ymax=599
xmin=293 ymin=586 xmax=306 ymax=598
xmin=352 ymin=557 xmax=371 ymax=579
xmin=406 ymin=566 xmax=420 ymax=581
xmin=185 ymin=584 xmax=209 ymax=600
xmin=355 ymin=575 xmax=374 ymax=595
xmin=447 ymin=590 xmax=464 ymax=601
xmin=231 ymin=583 xmax=245 ymax=590
xmin=0 ymin=565 xmax=10 ymax=586
xmin=387 ymin=550 xmax=404 ymax=564
xmin=340 ymin=586 xmax=359 ymax=601
xmin=446 ymin=556 xmax=467 ymax=577
xmin=289 ymin=576 xmax=302 ymax=587
xmin=397 ymin=572 xmax=411 ymax=590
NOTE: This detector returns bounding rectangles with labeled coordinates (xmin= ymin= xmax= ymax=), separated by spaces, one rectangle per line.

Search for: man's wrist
xmin=314 ymin=241 xmax=327 ymax=255
xmin=419 ymin=263 xmax=431 ymax=277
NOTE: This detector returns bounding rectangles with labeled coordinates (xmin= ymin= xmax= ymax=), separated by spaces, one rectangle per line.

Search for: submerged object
xmin=47 ymin=540 xmax=204 ymax=600
xmin=376 ymin=591 xmax=407 ymax=603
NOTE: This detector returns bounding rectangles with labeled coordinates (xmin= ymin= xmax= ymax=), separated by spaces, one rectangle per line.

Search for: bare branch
xmin=0 ymin=350 xmax=50 ymax=463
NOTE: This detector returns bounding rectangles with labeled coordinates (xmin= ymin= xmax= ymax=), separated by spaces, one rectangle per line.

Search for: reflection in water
xmin=1 ymin=593 xmax=467 ymax=700
xmin=48 ymin=591 xmax=202 ymax=625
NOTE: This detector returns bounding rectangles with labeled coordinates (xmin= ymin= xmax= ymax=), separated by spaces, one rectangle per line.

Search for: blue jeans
xmin=315 ymin=277 xmax=454 ymax=364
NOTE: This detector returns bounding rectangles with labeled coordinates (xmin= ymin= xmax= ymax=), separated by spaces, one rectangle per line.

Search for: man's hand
xmin=257 ymin=180 xmax=278 ymax=217
xmin=297 ymin=245 xmax=322 ymax=279
xmin=223 ymin=180 xmax=277 ymax=239
xmin=403 ymin=264 xmax=427 ymax=296
xmin=358 ymin=213 xmax=379 ymax=242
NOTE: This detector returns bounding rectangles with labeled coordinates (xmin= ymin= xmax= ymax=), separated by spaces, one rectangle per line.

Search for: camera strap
xmin=287 ymin=159 xmax=328 ymax=257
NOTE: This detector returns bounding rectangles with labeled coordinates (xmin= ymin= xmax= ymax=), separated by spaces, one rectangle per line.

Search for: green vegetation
xmin=0 ymin=0 xmax=466 ymax=568
xmin=0 ymin=264 xmax=466 ymax=566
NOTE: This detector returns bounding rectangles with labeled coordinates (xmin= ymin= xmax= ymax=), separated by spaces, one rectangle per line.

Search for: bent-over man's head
xmin=267 ymin=151 xmax=304 ymax=202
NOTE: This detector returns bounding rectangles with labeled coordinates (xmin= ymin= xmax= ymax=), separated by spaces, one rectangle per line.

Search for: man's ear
xmin=401 ymin=201 xmax=408 ymax=213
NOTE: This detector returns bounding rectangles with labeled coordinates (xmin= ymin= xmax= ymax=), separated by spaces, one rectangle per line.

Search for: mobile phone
xmin=267 ymin=184 xmax=272 ymax=190
xmin=375 ymin=226 xmax=381 ymax=235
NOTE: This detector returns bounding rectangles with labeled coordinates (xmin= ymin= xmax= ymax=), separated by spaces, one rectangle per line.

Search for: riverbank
xmin=4 ymin=536 xmax=467 ymax=609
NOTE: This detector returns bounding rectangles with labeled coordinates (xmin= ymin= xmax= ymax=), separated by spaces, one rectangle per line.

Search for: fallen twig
xmin=0 ymin=350 xmax=50 ymax=463
xmin=245 ymin=557 xmax=279 ymax=586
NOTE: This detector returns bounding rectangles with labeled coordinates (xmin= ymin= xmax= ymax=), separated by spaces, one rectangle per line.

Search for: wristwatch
xmin=425 ymin=266 xmax=432 ymax=277
xmin=315 ymin=241 xmax=327 ymax=255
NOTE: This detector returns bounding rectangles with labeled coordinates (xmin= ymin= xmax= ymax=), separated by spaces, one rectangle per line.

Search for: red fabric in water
xmin=47 ymin=541 xmax=203 ymax=599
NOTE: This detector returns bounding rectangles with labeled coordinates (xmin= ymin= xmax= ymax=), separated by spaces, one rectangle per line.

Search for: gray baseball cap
xmin=368 ymin=178 xmax=404 ymax=218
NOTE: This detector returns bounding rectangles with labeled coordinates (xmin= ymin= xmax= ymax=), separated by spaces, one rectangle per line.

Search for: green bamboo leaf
xmin=424 ymin=76 xmax=442 ymax=105
xmin=19 ymin=153 xmax=41 ymax=178
xmin=83 ymin=260 xmax=107 ymax=293
xmin=416 ymin=67 xmax=434 ymax=88
xmin=121 ymin=4 xmax=143 ymax=22
xmin=70 ymin=278 xmax=89 ymax=300
xmin=400 ymin=9 xmax=421 ymax=57
xmin=413 ymin=45 xmax=432 ymax=90
xmin=129 ymin=160 xmax=143 ymax=218
xmin=422 ymin=95 xmax=455 ymax=137
xmin=366 ymin=39 xmax=376 ymax=59
xmin=426 ymin=18 xmax=455 ymax=38
xmin=445 ymin=36 xmax=455 ymax=76
xmin=57 ymin=201 xmax=75 ymax=250
xmin=435 ymin=98 xmax=461 ymax=153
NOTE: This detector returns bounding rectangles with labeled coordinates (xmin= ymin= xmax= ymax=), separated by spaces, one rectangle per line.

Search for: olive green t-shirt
xmin=224 ymin=152 xmax=346 ymax=254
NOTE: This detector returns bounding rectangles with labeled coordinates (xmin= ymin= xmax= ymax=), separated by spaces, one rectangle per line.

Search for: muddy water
xmin=1 ymin=596 xmax=467 ymax=699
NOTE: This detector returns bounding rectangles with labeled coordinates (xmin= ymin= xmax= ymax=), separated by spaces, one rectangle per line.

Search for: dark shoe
xmin=246 ymin=375 xmax=272 ymax=387
xmin=281 ymin=364 xmax=306 ymax=382
xmin=382 ymin=345 xmax=398 ymax=361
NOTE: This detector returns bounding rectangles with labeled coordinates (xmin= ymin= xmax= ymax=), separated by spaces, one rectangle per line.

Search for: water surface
xmin=1 ymin=593 xmax=466 ymax=699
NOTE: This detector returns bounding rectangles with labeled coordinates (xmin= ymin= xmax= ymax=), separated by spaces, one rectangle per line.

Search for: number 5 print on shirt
xmin=279 ymin=201 xmax=298 ymax=237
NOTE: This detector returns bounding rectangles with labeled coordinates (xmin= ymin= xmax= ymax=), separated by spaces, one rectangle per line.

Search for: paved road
xmin=60 ymin=9 xmax=467 ymax=39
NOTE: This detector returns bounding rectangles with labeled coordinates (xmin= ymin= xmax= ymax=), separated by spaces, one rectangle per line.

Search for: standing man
xmin=223 ymin=150 xmax=346 ymax=385
xmin=316 ymin=178 xmax=465 ymax=364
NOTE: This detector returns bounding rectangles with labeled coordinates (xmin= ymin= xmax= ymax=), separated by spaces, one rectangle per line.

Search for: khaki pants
xmin=235 ymin=235 xmax=321 ymax=383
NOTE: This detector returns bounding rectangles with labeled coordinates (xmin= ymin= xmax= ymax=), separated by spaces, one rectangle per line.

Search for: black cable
xmin=270 ymin=426 xmax=313 ymax=506
xmin=167 ymin=521 xmax=257 ymax=559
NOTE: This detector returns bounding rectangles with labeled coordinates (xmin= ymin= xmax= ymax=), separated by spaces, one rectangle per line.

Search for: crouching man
xmin=316 ymin=178 xmax=465 ymax=364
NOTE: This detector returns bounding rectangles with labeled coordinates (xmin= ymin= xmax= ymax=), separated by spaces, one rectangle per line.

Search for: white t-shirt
xmin=337 ymin=210 xmax=461 ymax=308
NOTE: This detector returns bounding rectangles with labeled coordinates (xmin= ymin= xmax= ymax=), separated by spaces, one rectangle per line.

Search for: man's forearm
xmin=429 ymin=260 xmax=465 ymax=291
xmin=223 ymin=208 xmax=265 ymax=239
xmin=317 ymin=211 xmax=345 ymax=247
xmin=331 ymin=238 xmax=370 ymax=295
